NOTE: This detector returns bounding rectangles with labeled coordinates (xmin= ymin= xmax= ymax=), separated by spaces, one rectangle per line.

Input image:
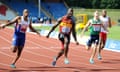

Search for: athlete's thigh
xmin=58 ymin=33 xmax=65 ymax=43
xmin=12 ymin=37 xmax=19 ymax=52
xmin=64 ymin=35 xmax=70 ymax=45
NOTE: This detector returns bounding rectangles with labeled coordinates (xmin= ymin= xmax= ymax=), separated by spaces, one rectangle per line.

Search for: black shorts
xmin=58 ymin=33 xmax=70 ymax=44
xmin=87 ymin=35 xmax=99 ymax=47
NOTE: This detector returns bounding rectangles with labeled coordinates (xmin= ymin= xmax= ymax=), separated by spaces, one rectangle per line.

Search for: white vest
xmin=99 ymin=16 xmax=109 ymax=33
xmin=15 ymin=16 xmax=30 ymax=33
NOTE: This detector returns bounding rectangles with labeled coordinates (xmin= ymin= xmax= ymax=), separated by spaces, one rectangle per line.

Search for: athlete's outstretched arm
xmin=81 ymin=20 xmax=91 ymax=37
xmin=29 ymin=20 xmax=40 ymax=36
xmin=46 ymin=18 xmax=62 ymax=38
xmin=0 ymin=16 xmax=20 ymax=29
xmin=72 ymin=22 xmax=79 ymax=45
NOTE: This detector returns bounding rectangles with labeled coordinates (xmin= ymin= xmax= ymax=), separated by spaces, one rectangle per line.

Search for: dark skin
xmin=46 ymin=9 xmax=79 ymax=62
xmin=0 ymin=9 xmax=40 ymax=66
xmin=46 ymin=16 xmax=78 ymax=44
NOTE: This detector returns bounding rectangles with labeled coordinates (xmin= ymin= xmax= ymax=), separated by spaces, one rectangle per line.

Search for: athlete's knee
xmin=17 ymin=51 xmax=22 ymax=57
xmin=64 ymin=41 xmax=69 ymax=47
xmin=59 ymin=49 xmax=64 ymax=54
xmin=11 ymin=46 xmax=17 ymax=53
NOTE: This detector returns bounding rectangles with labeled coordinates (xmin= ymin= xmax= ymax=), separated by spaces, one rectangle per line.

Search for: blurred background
xmin=0 ymin=0 xmax=120 ymax=40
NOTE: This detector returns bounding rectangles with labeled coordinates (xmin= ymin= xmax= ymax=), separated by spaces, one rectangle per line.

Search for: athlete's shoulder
xmin=58 ymin=16 xmax=66 ymax=21
xmin=15 ymin=16 xmax=21 ymax=19
xmin=89 ymin=18 xmax=93 ymax=22
xmin=57 ymin=17 xmax=62 ymax=22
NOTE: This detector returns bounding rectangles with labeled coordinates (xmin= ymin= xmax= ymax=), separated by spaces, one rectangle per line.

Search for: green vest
xmin=89 ymin=18 xmax=102 ymax=35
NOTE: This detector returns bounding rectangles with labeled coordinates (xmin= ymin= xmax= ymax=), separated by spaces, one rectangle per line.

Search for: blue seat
xmin=41 ymin=2 xmax=67 ymax=19
xmin=4 ymin=0 xmax=45 ymax=18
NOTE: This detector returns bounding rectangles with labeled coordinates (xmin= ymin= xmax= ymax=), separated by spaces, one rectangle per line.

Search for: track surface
xmin=0 ymin=28 xmax=120 ymax=72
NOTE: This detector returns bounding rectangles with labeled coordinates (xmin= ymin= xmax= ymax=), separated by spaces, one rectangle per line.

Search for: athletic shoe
xmin=89 ymin=58 xmax=94 ymax=64
xmin=52 ymin=57 xmax=57 ymax=66
xmin=52 ymin=61 xmax=56 ymax=66
xmin=64 ymin=58 xmax=70 ymax=64
xmin=10 ymin=64 xmax=16 ymax=68
xmin=98 ymin=54 xmax=102 ymax=60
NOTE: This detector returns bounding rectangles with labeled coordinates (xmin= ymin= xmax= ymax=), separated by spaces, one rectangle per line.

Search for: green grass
xmin=9 ymin=24 xmax=120 ymax=40
xmin=74 ymin=8 xmax=120 ymax=40
xmin=33 ymin=25 xmax=120 ymax=40
xmin=74 ymin=9 xmax=120 ymax=24
xmin=33 ymin=25 xmax=59 ymax=31
xmin=77 ymin=25 xmax=120 ymax=40
xmin=108 ymin=25 xmax=120 ymax=40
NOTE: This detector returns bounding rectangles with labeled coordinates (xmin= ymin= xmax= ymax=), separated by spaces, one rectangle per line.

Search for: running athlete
xmin=81 ymin=11 xmax=108 ymax=64
xmin=98 ymin=10 xmax=112 ymax=60
xmin=0 ymin=9 xmax=40 ymax=68
xmin=46 ymin=8 xmax=79 ymax=66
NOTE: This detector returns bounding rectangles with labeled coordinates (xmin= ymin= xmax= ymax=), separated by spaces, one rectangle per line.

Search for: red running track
xmin=0 ymin=28 xmax=120 ymax=72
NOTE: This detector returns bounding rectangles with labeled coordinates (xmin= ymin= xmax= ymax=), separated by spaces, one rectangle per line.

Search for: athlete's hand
xmin=76 ymin=41 xmax=79 ymax=45
xmin=46 ymin=34 xmax=49 ymax=38
xmin=0 ymin=24 xmax=6 ymax=29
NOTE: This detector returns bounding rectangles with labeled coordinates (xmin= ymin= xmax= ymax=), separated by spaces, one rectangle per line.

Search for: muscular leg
xmin=52 ymin=41 xmax=65 ymax=66
xmin=90 ymin=44 xmax=98 ymax=59
xmin=90 ymin=44 xmax=98 ymax=64
xmin=98 ymin=37 xmax=105 ymax=54
xmin=55 ymin=42 xmax=64 ymax=61
xmin=89 ymin=35 xmax=99 ymax=64
xmin=56 ymin=49 xmax=64 ymax=61
xmin=64 ymin=36 xmax=70 ymax=64
xmin=98 ymin=37 xmax=102 ymax=54
xmin=97 ymin=38 xmax=105 ymax=60
xmin=99 ymin=32 xmax=107 ymax=56
xmin=11 ymin=46 xmax=24 ymax=65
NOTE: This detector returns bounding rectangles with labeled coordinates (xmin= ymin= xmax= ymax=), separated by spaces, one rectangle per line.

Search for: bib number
xmin=62 ymin=27 xmax=70 ymax=33
xmin=93 ymin=25 xmax=101 ymax=31
xmin=20 ymin=24 xmax=27 ymax=33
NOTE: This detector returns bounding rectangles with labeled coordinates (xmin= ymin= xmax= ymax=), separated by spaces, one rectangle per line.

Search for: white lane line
xmin=0 ymin=29 xmax=117 ymax=69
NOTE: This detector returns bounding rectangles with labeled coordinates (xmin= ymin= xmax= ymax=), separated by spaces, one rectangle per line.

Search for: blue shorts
xmin=87 ymin=35 xmax=99 ymax=47
xmin=12 ymin=37 xmax=25 ymax=46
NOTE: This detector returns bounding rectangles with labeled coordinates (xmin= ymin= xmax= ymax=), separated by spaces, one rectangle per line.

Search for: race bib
xmin=93 ymin=25 xmax=101 ymax=31
xmin=62 ymin=26 xmax=70 ymax=33
xmin=20 ymin=24 xmax=27 ymax=33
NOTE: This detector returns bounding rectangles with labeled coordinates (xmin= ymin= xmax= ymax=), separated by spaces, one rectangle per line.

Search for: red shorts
xmin=100 ymin=32 xmax=107 ymax=43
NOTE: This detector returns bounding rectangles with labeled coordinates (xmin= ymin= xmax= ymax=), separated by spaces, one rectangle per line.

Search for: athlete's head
xmin=66 ymin=8 xmax=73 ymax=18
xmin=94 ymin=11 xmax=99 ymax=19
xmin=23 ymin=9 xmax=29 ymax=17
xmin=102 ymin=10 xmax=107 ymax=17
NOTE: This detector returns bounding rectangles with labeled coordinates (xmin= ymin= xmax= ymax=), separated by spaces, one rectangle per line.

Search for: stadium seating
xmin=4 ymin=0 xmax=45 ymax=18
xmin=41 ymin=2 xmax=67 ymax=19
xmin=2 ymin=0 xmax=67 ymax=21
